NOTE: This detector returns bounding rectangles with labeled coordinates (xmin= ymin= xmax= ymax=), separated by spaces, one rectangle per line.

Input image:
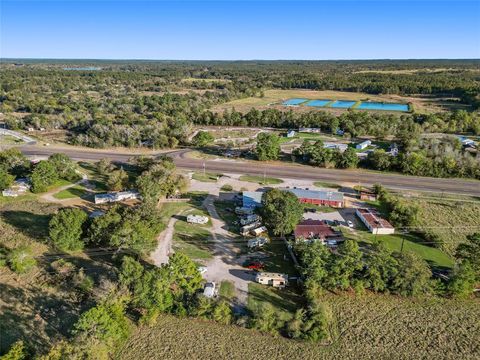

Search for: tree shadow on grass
xmin=1 ymin=210 xmax=52 ymax=241
xmin=0 ymin=281 xmax=80 ymax=354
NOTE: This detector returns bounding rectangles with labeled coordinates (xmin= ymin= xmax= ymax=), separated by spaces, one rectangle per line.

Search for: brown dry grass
xmin=117 ymin=293 xmax=480 ymax=360
xmin=413 ymin=198 xmax=480 ymax=255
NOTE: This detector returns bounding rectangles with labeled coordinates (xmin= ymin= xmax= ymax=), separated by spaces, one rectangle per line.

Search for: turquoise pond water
xmin=283 ymin=98 xmax=307 ymax=105
xmin=357 ymin=102 xmax=409 ymax=112
xmin=306 ymin=100 xmax=331 ymax=107
xmin=282 ymin=98 xmax=409 ymax=112
xmin=330 ymin=100 xmax=357 ymax=108
xmin=63 ymin=67 xmax=102 ymax=71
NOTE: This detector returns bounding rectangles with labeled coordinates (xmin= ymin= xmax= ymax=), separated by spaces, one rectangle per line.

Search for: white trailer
xmin=187 ymin=214 xmax=209 ymax=225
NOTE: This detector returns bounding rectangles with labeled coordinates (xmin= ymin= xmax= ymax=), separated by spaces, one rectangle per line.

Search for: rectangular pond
xmin=357 ymin=102 xmax=409 ymax=112
xmin=283 ymin=98 xmax=308 ymax=106
xmin=330 ymin=100 xmax=357 ymax=108
xmin=305 ymin=99 xmax=331 ymax=107
xmin=63 ymin=67 xmax=102 ymax=71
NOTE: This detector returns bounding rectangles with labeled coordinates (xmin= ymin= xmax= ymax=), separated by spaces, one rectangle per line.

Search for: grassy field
xmin=212 ymin=89 xmax=463 ymax=114
xmin=0 ymin=135 xmax=24 ymax=145
xmin=219 ymin=280 xmax=235 ymax=299
xmin=247 ymin=282 xmax=303 ymax=323
xmin=412 ymin=198 xmax=480 ymax=255
xmin=118 ymin=294 xmax=480 ymax=360
xmin=192 ymin=172 xmax=222 ymax=182
xmin=239 ymin=174 xmax=283 ymax=185
xmin=53 ymin=184 xmax=88 ymax=200
xmin=0 ymin=199 xmax=88 ymax=353
xmin=46 ymin=179 xmax=74 ymax=192
xmin=344 ymin=229 xmax=454 ymax=269
xmin=158 ymin=192 xmax=214 ymax=262
xmin=172 ymin=229 xmax=213 ymax=261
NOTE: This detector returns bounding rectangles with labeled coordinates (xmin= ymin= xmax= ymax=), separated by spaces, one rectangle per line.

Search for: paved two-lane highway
xmin=20 ymin=145 xmax=480 ymax=196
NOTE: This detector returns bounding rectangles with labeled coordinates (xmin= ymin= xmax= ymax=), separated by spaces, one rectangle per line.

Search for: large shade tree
xmin=260 ymin=189 xmax=303 ymax=236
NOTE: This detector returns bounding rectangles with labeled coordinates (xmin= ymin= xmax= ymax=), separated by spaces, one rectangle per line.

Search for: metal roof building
xmin=242 ymin=191 xmax=264 ymax=208
xmin=283 ymin=188 xmax=344 ymax=208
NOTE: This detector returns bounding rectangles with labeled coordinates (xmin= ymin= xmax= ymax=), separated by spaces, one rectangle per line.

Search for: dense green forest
xmin=1 ymin=60 xmax=479 ymax=149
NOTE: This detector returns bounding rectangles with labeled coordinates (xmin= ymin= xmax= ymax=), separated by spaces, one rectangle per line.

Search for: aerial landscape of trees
xmin=0 ymin=59 xmax=479 ymax=359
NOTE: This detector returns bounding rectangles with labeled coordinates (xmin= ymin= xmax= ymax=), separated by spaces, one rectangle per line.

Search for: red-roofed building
xmin=356 ymin=208 xmax=395 ymax=235
xmin=294 ymin=220 xmax=342 ymax=244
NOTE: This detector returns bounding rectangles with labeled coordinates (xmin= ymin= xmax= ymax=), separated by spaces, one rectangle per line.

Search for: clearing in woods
xmin=212 ymin=89 xmax=467 ymax=114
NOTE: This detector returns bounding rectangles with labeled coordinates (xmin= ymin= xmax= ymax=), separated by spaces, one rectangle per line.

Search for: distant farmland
xmin=117 ymin=294 xmax=480 ymax=360
xmin=212 ymin=89 xmax=467 ymax=114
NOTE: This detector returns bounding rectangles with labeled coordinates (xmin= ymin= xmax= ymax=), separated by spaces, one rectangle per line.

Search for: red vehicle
xmin=246 ymin=261 xmax=264 ymax=271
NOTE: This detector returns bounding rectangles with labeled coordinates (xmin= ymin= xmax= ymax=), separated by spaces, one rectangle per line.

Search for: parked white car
xmin=347 ymin=220 xmax=354 ymax=228
xmin=203 ymin=282 xmax=217 ymax=298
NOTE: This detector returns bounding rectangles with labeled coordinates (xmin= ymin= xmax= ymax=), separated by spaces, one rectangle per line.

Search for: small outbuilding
xmin=356 ymin=208 xmax=395 ymax=235
xmin=286 ymin=130 xmax=296 ymax=138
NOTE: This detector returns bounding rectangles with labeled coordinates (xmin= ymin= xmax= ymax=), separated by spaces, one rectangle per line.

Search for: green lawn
xmin=46 ymin=179 xmax=73 ymax=192
xmin=53 ymin=185 xmax=88 ymax=199
xmin=239 ymin=175 xmax=283 ymax=185
xmin=163 ymin=192 xmax=213 ymax=262
xmin=345 ymin=229 xmax=454 ymax=269
xmin=192 ymin=172 xmax=222 ymax=182
xmin=303 ymin=203 xmax=338 ymax=213
xmin=173 ymin=219 xmax=212 ymax=261
xmin=0 ymin=135 xmax=24 ymax=145
xmin=219 ymin=280 xmax=235 ymax=299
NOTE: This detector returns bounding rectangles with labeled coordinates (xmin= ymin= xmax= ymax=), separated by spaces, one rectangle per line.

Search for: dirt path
xmin=150 ymin=215 xmax=179 ymax=266
xmin=40 ymin=172 xmax=88 ymax=203
xmin=202 ymin=195 xmax=254 ymax=312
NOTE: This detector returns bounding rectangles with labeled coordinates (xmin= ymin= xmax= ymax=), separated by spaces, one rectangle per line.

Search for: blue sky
xmin=1 ymin=1 xmax=479 ymax=60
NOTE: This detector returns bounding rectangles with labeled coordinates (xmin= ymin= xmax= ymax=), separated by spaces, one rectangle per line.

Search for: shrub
xmin=220 ymin=184 xmax=233 ymax=192
xmin=7 ymin=246 xmax=37 ymax=274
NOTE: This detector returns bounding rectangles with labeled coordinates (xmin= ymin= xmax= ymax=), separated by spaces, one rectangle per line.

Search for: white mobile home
xmin=255 ymin=272 xmax=288 ymax=288
xmin=187 ymin=214 xmax=209 ymax=225
xmin=94 ymin=190 xmax=140 ymax=204
xmin=355 ymin=140 xmax=372 ymax=150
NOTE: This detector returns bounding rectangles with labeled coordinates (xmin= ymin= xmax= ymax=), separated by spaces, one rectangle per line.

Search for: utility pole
xmin=203 ymin=161 xmax=206 ymax=176
xmin=263 ymin=167 xmax=266 ymax=185
xmin=400 ymin=237 xmax=405 ymax=253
